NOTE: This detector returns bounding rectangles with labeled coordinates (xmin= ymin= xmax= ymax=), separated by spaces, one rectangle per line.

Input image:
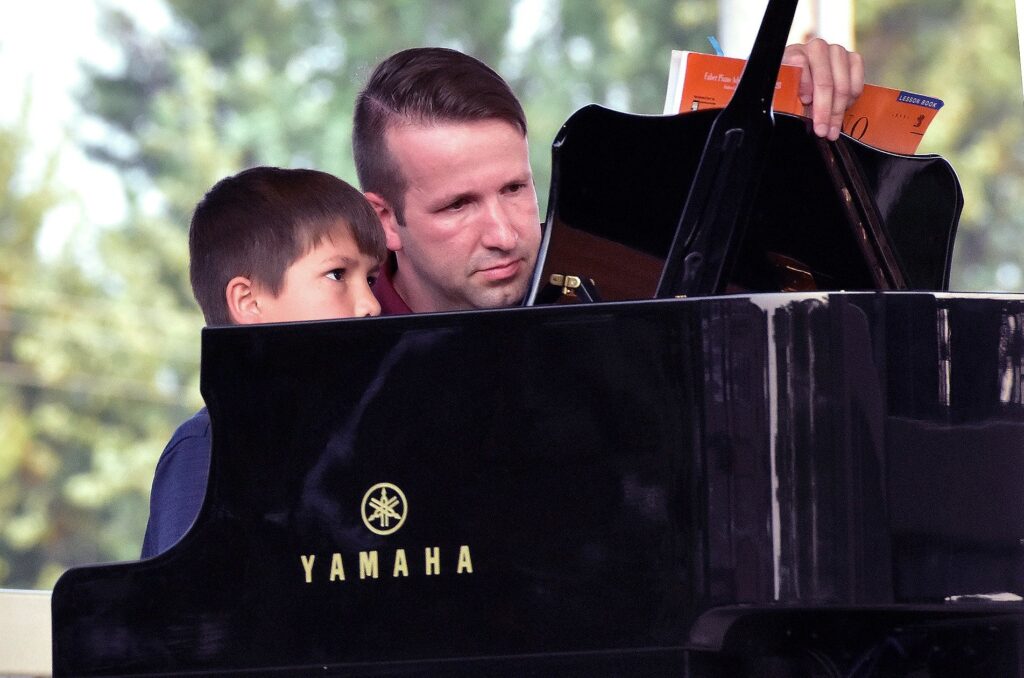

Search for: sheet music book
xmin=663 ymin=50 xmax=943 ymax=154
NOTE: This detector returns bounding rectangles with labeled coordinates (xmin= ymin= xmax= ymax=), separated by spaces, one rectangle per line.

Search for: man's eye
xmin=505 ymin=183 xmax=526 ymax=195
xmin=446 ymin=198 xmax=468 ymax=211
xmin=326 ymin=269 xmax=346 ymax=281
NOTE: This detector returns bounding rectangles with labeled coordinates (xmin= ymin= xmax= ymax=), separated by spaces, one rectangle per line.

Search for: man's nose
xmin=355 ymin=283 xmax=381 ymax=318
xmin=479 ymin=200 xmax=519 ymax=251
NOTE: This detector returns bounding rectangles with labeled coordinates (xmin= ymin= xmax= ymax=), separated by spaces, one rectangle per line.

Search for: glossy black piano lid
xmin=527 ymin=105 xmax=963 ymax=303
xmin=51 ymin=292 xmax=1024 ymax=676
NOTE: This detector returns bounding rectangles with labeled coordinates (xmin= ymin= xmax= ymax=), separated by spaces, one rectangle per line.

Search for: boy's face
xmin=251 ymin=223 xmax=381 ymax=322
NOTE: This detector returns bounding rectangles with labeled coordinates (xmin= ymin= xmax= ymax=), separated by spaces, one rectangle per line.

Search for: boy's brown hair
xmin=189 ymin=167 xmax=386 ymax=326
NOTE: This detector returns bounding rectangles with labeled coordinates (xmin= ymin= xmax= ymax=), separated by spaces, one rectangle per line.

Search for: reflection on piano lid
xmin=526 ymin=105 xmax=963 ymax=306
xmin=52 ymin=292 xmax=1024 ymax=676
xmin=49 ymin=1 xmax=1009 ymax=674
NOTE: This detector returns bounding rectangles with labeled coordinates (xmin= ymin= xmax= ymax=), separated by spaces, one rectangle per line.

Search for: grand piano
xmin=51 ymin=1 xmax=1024 ymax=675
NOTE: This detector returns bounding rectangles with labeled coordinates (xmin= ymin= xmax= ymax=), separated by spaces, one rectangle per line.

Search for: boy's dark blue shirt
xmin=141 ymin=408 xmax=211 ymax=558
xmin=140 ymin=288 xmax=410 ymax=559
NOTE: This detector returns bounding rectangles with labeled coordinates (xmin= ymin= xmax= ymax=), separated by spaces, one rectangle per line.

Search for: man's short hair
xmin=189 ymin=166 xmax=386 ymax=326
xmin=353 ymin=47 xmax=527 ymax=223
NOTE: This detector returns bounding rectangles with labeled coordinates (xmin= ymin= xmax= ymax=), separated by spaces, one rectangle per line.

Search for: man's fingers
xmin=803 ymin=39 xmax=835 ymax=138
xmin=824 ymin=43 xmax=851 ymax=139
xmin=782 ymin=43 xmax=814 ymax=105
xmin=784 ymin=39 xmax=865 ymax=140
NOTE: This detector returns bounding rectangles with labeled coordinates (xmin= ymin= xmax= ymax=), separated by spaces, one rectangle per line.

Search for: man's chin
xmin=467 ymin=279 xmax=530 ymax=310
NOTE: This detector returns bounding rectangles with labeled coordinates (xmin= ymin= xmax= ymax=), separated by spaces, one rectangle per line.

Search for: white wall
xmin=718 ymin=0 xmax=855 ymax=57
xmin=0 ymin=589 xmax=52 ymax=677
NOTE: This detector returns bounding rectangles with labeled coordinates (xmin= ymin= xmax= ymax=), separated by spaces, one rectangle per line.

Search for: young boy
xmin=141 ymin=166 xmax=386 ymax=558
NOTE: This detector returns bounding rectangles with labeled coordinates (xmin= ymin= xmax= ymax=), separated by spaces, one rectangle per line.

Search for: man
xmin=354 ymin=40 xmax=863 ymax=315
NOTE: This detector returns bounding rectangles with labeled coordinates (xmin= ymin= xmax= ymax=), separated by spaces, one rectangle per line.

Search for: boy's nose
xmin=355 ymin=285 xmax=381 ymax=318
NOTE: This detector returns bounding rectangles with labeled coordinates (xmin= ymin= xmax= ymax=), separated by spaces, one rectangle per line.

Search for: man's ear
xmin=225 ymin=276 xmax=262 ymax=325
xmin=364 ymin=191 xmax=402 ymax=252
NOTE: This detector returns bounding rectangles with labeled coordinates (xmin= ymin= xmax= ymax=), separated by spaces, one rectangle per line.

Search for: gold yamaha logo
xmin=361 ymin=482 xmax=408 ymax=535
xmin=299 ymin=482 xmax=475 ymax=583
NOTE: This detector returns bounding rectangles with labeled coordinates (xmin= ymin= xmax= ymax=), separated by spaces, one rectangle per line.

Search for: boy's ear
xmin=364 ymin=191 xmax=402 ymax=252
xmin=225 ymin=276 xmax=262 ymax=325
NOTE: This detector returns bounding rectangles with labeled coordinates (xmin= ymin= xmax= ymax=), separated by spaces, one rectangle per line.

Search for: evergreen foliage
xmin=0 ymin=0 xmax=1020 ymax=588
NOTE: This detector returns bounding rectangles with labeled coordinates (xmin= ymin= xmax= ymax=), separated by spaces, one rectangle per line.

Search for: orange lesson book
xmin=662 ymin=50 xmax=943 ymax=155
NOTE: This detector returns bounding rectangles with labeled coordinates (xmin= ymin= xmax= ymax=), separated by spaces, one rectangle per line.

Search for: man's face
xmin=254 ymin=224 xmax=381 ymax=322
xmin=375 ymin=119 xmax=541 ymax=313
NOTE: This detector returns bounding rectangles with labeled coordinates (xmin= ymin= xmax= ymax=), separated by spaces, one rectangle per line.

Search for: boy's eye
xmin=367 ymin=275 xmax=378 ymax=288
xmin=326 ymin=268 xmax=346 ymax=281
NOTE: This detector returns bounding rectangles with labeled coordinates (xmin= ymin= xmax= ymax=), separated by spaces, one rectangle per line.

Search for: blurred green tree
xmin=79 ymin=0 xmax=718 ymax=226
xmin=0 ymin=93 xmax=203 ymax=588
xmin=0 ymin=0 xmax=716 ymax=588
xmin=0 ymin=97 xmax=60 ymax=586
xmin=857 ymin=0 xmax=1024 ymax=290
xmin=4 ymin=0 xmax=1022 ymax=589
